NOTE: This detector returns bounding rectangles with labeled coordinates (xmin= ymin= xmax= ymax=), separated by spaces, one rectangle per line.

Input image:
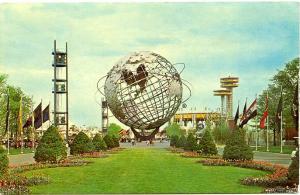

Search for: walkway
xmin=8 ymin=153 xmax=35 ymax=167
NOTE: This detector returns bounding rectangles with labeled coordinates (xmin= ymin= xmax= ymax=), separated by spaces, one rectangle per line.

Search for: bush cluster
xmin=112 ymin=135 xmax=120 ymax=148
xmin=223 ymin=129 xmax=253 ymax=161
xmin=92 ymin=133 xmax=107 ymax=151
xmin=34 ymin=125 xmax=67 ymax=163
xmin=288 ymin=150 xmax=299 ymax=184
xmin=177 ymin=135 xmax=187 ymax=148
xmin=0 ymin=146 xmax=8 ymax=175
xmin=212 ymin=119 xmax=231 ymax=145
xmin=170 ymin=135 xmax=179 ymax=147
xmin=198 ymin=129 xmax=218 ymax=155
xmin=70 ymin=132 xmax=95 ymax=155
xmin=170 ymin=128 xmax=218 ymax=156
xmin=103 ymin=134 xmax=114 ymax=149
xmin=184 ymin=133 xmax=198 ymax=151
xmin=72 ymin=132 xmax=119 ymax=154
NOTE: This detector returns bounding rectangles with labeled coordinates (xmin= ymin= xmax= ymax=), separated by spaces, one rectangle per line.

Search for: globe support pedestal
xmin=131 ymin=127 xmax=160 ymax=141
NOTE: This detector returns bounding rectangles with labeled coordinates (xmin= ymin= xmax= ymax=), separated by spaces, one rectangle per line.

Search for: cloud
xmin=0 ymin=2 xmax=298 ymax=127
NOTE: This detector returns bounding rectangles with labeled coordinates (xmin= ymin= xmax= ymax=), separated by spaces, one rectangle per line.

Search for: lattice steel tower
xmin=101 ymin=98 xmax=108 ymax=134
xmin=52 ymin=40 xmax=69 ymax=142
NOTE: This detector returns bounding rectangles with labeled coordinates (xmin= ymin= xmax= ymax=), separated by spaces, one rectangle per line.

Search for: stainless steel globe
xmin=102 ymin=51 xmax=184 ymax=140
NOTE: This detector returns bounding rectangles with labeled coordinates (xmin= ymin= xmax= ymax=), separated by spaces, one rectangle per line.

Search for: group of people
xmin=130 ymin=139 xmax=154 ymax=146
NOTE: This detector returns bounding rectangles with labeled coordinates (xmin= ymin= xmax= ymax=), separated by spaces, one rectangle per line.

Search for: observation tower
xmin=214 ymin=76 xmax=239 ymax=119
xmin=213 ymin=89 xmax=232 ymax=117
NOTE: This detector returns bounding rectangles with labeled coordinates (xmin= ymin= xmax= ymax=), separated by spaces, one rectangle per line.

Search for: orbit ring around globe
xmin=97 ymin=51 xmax=191 ymax=139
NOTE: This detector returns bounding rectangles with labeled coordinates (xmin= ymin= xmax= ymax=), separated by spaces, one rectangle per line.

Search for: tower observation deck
xmin=214 ymin=76 xmax=239 ymax=119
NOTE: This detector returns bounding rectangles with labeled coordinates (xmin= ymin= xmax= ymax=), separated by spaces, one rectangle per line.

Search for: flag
xmin=18 ymin=96 xmax=23 ymax=137
xmin=239 ymin=98 xmax=257 ymax=128
xmin=292 ymin=84 xmax=298 ymax=132
xmin=43 ymin=104 xmax=50 ymax=122
xmin=5 ymin=93 xmax=10 ymax=133
xmin=275 ymin=89 xmax=283 ymax=132
xmin=34 ymin=102 xmax=42 ymax=129
xmin=242 ymin=100 xmax=247 ymax=118
xmin=234 ymin=104 xmax=239 ymax=125
xmin=259 ymin=93 xmax=268 ymax=129
xmin=23 ymin=117 xmax=32 ymax=128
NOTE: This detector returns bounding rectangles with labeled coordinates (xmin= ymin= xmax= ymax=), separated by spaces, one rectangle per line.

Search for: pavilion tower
xmin=213 ymin=76 xmax=239 ymax=119
xmin=52 ymin=40 xmax=69 ymax=142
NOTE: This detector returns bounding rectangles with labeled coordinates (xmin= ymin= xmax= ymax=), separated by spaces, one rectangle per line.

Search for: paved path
xmin=8 ymin=153 xmax=35 ymax=167
xmin=120 ymin=140 xmax=170 ymax=148
xmin=217 ymin=146 xmax=291 ymax=167
xmin=253 ymin=151 xmax=291 ymax=167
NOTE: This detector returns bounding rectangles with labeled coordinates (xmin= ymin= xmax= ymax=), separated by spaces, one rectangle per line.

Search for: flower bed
xmin=181 ymin=151 xmax=201 ymax=158
xmin=199 ymin=159 xmax=290 ymax=188
xmin=168 ymin=147 xmax=184 ymax=153
xmin=264 ymin=185 xmax=298 ymax=193
xmin=199 ymin=159 xmax=229 ymax=166
xmin=10 ymin=159 xmax=91 ymax=174
xmin=200 ymin=154 xmax=222 ymax=159
xmin=1 ymin=157 xmax=93 ymax=193
xmin=0 ymin=173 xmax=49 ymax=194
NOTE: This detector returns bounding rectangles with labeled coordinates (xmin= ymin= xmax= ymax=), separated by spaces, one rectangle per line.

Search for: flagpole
xmin=31 ymin=96 xmax=35 ymax=153
xmin=49 ymin=101 xmax=51 ymax=128
xmin=20 ymin=96 xmax=23 ymax=154
xmin=255 ymin=94 xmax=258 ymax=151
xmin=266 ymin=90 xmax=269 ymax=152
xmin=280 ymin=86 xmax=283 ymax=153
xmin=41 ymin=99 xmax=43 ymax=136
xmin=6 ymin=88 xmax=10 ymax=155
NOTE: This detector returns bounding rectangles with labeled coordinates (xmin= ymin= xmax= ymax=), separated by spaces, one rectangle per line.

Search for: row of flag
xmin=23 ymin=101 xmax=50 ymax=129
xmin=5 ymin=95 xmax=50 ymax=136
xmin=233 ymin=85 xmax=298 ymax=130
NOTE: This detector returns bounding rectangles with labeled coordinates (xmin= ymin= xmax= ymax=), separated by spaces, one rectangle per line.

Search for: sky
xmin=0 ymin=2 xmax=299 ymax=128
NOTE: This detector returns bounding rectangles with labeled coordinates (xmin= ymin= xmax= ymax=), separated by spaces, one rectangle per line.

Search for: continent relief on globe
xmin=103 ymin=51 xmax=183 ymax=131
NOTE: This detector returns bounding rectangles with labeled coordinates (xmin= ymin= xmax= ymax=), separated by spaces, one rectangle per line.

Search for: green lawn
xmin=251 ymin=145 xmax=296 ymax=154
xmin=5 ymin=147 xmax=34 ymax=155
xmin=25 ymin=148 xmax=267 ymax=194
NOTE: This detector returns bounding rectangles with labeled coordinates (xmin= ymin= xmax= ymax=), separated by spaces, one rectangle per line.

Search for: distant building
xmin=171 ymin=111 xmax=220 ymax=131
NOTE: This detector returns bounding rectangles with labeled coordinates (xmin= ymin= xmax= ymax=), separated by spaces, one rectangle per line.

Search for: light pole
xmin=4 ymin=89 xmax=10 ymax=155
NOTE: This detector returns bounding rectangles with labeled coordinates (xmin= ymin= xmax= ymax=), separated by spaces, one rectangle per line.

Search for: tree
xmin=0 ymin=145 xmax=8 ymax=175
xmin=0 ymin=84 xmax=32 ymax=140
xmin=170 ymin=135 xmax=179 ymax=147
xmin=257 ymin=58 xmax=299 ymax=145
xmin=34 ymin=126 xmax=67 ymax=163
xmin=70 ymin=132 xmax=95 ymax=155
xmin=223 ymin=129 xmax=253 ymax=161
xmin=165 ymin=122 xmax=184 ymax=137
xmin=103 ymin=134 xmax=114 ymax=149
xmin=92 ymin=133 xmax=107 ymax=151
xmin=176 ymin=135 xmax=186 ymax=148
xmin=198 ymin=129 xmax=218 ymax=155
xmin=107 ymin=123 xmax=122 ymax=138
xmin=212 ymin=119 xmax=231 ymax=145
xmin=184 ymin=133 xmax=198 ymax=151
